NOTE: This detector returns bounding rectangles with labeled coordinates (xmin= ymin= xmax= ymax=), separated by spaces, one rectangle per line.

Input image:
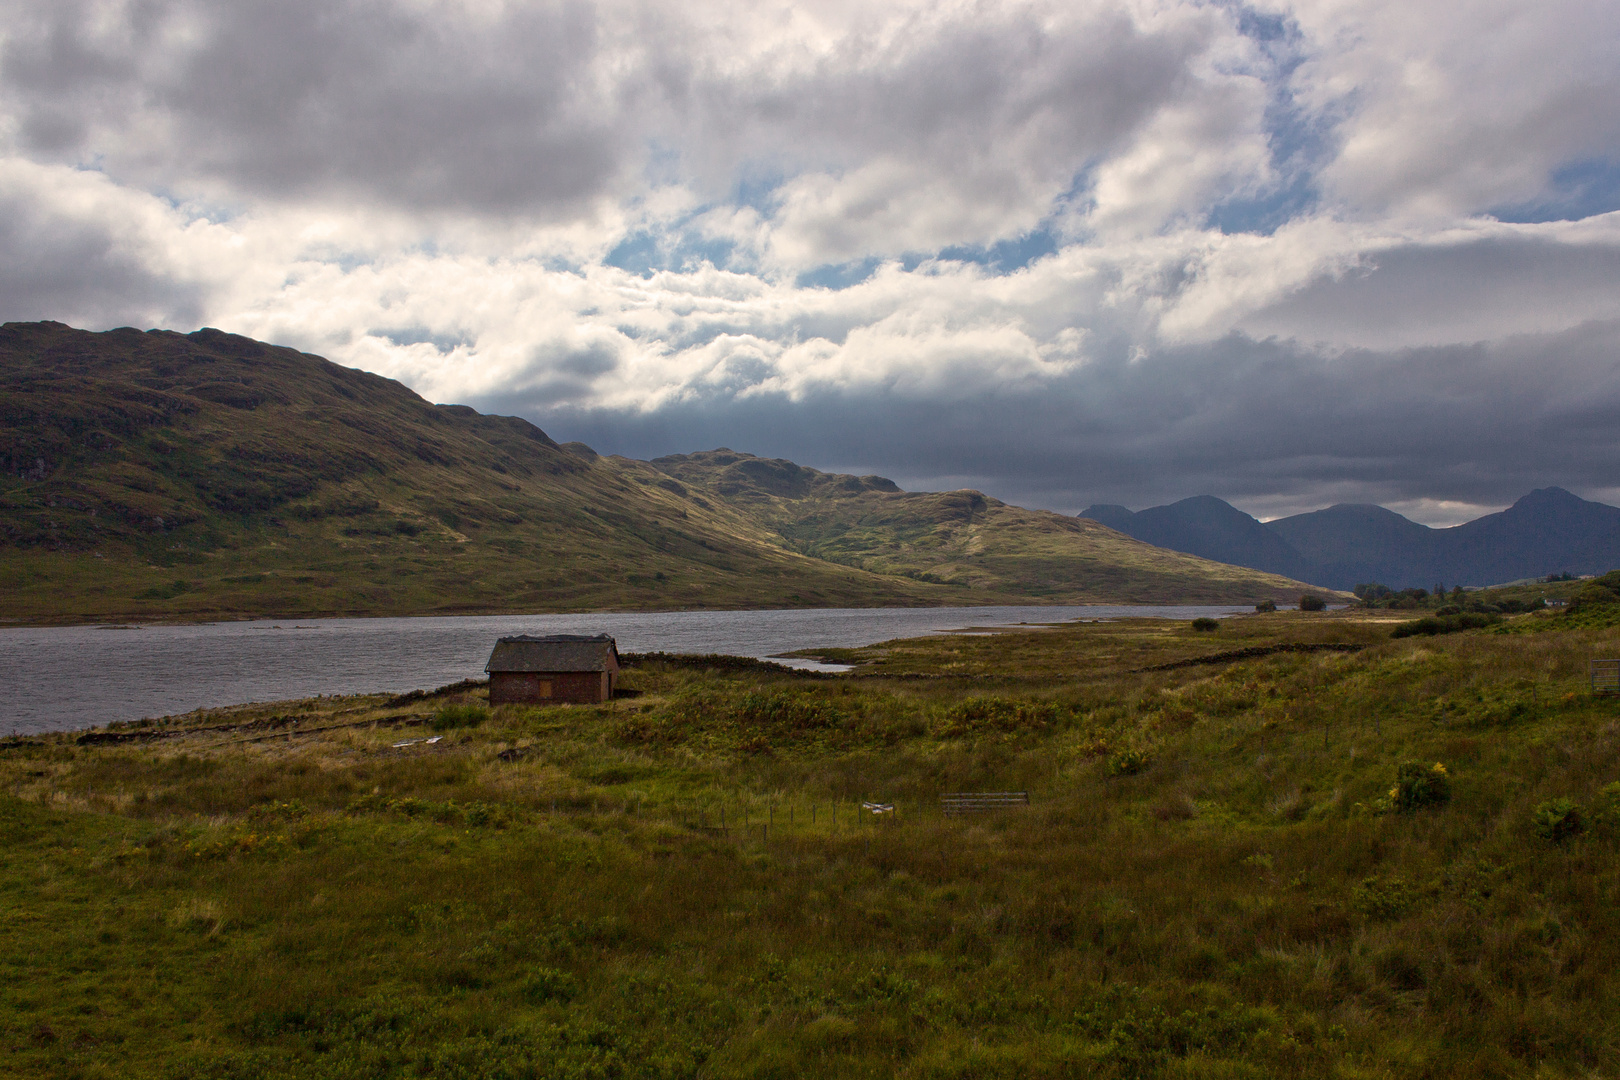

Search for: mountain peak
xmin=1510 ymin=486 xmax=1581 ymax=510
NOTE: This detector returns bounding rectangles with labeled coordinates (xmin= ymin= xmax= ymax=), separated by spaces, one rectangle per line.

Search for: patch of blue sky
xmin=323 ymin=252 xmax=377 ymax=274
xmin=791 ymin=228 xmax=1062 ymax=291
xmin=794 ymin=258 xmax=885 ymax=290
xmin=1207 ymin=170 xmax=1318 ymax=236
xmin=603 ymin=227 xmax=739 ymax=277
xmin=127 ymin=172 xmax=247 ymax=226
xmin=1230 ymin=3 xmax=1303 ymax=58
xmin=1489 ymin=158 xmax=1620 ymax=224
xmin=376 ymin=327 xmax=473 ymax=353
xmin=1206 ymin=5 xmax=1334 ymax=235
xmin=602 ymin=230 xmax=664 ymax=275
xmin=730 ymin=165 xmax=792 ymax=215
xmin=937 ymin=229 xmax=1061 ymax=273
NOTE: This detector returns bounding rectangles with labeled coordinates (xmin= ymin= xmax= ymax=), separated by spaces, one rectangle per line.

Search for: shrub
xmin=433 ymin=704 xmax=489 ymax=730
xmin=1568 ymin=581 xmax=1620 ymax=613
xmin=1391 ymin=612 xmax=1500 ymax=638
xmin=1532 ymin=798 xmax=1586 ymax=843
xmin=934 ymin=697 xmax=1058 ymax=736
xmin=1594 ymin=782 xmax=1620 ymax=831
xmin=520 ymin=967 xmax=579 ymax=1003
xmin=1299 ymin=594 xmax=1327 ymax=612
xmin=1253 ymin=599 xmax=1277 ymax=612
xmin=1191 ymin=617 xmax=1220 ymax=632
xmin=738 ymin=689 xmax=841 ymax=730
xmin=1350 ymin=876 xmax=1417 ymax=919
xmin=1107 ymin=746 xmax=1151 ymax=776
xmin=1392 ymin=762 xmax=1451 ymax=811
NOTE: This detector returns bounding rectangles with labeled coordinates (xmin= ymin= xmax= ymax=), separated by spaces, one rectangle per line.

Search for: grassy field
xmin=4 ymin=605 xmax=1620 ymax=1078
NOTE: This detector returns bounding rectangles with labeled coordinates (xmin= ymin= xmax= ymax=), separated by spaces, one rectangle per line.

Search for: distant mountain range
xmin=1081 ymin=488 xmax=1620 ymax=590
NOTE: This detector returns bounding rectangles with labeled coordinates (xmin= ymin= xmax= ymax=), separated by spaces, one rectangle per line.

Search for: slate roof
xmin=485 ymin=634 xmax=620 ymax=673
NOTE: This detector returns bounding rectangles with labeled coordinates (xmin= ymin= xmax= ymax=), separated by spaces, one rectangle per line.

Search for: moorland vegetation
xmin=5 ymin=599 xmax=1620 ymax=1077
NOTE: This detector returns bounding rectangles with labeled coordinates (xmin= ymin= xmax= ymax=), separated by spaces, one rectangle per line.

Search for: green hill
xmin=651 ymin=450 xmax=1326 ymax=603
xmin=0 ymin=322 xmax=1330 ymax=623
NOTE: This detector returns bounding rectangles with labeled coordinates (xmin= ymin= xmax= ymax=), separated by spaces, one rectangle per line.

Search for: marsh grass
xmin=4 ymin=612 xmax=1620 ymax=1076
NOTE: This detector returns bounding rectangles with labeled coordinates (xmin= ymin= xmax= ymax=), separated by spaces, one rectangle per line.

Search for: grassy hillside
xmin=3 ymin=609 xmax=1618 ymax=1076
xmin=0 ymin=322 xmax=960 ymax=622
xmin=651 ymin=450 xmax=1328 ymax=603
xmin=0 ymin=322 xmax=1334 ymax=624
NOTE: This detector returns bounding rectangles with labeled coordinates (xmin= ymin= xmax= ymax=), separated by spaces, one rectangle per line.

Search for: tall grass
xmin=3 ymin=613 xmax=1620 ymax=1077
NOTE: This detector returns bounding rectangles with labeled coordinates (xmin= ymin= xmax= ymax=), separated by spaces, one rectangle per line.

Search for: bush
xmin=1568 ymin=580 xmax=1620 ymax=613
xmin=1532 ymin=798 xmax=1586 ymax=843
xmin=1299 ymin=594 xmax=1327 ymax=612
xmin=520 ymin=967 xmax=579 ymax=1003
xmin=1595 ymin=782 xmax=1620 ymax=831
xmin=1390 ymin=612 xmax=1500 ymax=638
xmin=934 ymin=697 xmax=1058 ymax=736
xmin=432 ymin=704 xmax=489 ymax=730
xmin=1191 ymin=617 xmax=1220 ymax=632
xmin=1253 ymin=599 xmax=1277 ymax=612
xmin=1107 ymin=746 xmax=1151 ymax=776
xmin=1351 ymin=876 xmax=1418 ymax=919
xmin=1392 ymin=762 xmax=1451 ymax=811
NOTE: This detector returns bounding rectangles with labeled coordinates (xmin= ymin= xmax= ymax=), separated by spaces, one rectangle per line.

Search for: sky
xmin=2 ymin=0 xmax=1619 ymax=526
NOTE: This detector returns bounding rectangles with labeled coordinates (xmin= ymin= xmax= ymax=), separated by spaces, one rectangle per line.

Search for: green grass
xmin=6 ymin=610 xmax=1620 ymax=1076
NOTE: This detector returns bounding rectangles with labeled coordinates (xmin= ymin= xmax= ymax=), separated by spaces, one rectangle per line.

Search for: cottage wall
xmin=490 ymin=670 xmax=613 ymax=705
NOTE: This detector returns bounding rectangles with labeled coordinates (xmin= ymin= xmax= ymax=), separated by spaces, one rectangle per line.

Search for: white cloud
xmin=1287 ymin=0 xmax=1620 ymax=217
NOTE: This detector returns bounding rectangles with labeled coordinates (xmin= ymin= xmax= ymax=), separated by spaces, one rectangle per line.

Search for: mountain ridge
xmin=1082 ymin=487 xmax=1620 ymax=590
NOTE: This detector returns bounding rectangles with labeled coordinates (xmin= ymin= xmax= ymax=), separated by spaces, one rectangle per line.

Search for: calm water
xmin=0 ymin=604 xmax=1250 ymax=734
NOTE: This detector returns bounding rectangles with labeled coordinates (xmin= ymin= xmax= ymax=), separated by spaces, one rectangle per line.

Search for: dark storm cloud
xmin=1239 ymin=227 xmax=1620 ymax=348
xmin=491 ymin=319 xmax=1620 ymax=517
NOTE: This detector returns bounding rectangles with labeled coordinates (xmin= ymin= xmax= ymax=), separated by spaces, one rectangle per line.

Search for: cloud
xmin=521 ymin=317 xmax=1620 ymax=523
xmin=1289 ymin=0 xmax=1620 ymax=218
xmin=2 ymin=0 xmax=1619 ymax=526
xmin=0 ymin=159 xmax=213 ymax=328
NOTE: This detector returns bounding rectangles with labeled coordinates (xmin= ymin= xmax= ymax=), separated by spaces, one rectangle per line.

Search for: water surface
xmin=0 ymin=604 xmax=1249 ymax=734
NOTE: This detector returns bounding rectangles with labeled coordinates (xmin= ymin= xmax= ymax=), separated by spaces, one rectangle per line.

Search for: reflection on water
xmin=0 ymin=604 xmax=1250 ymax=734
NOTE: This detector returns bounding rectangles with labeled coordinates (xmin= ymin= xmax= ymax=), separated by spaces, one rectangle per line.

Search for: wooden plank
xmin=940 ymin=791 xmax=1029 ymax=814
